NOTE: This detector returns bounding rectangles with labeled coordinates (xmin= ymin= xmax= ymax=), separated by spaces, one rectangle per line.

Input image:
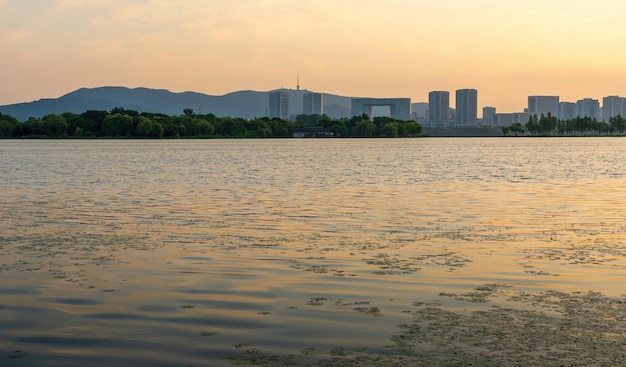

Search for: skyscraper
xmin=558 ymin=102 xmax=576 ymax=121
xmin=602 ymin=96 xmax=625 ymax=122
xmin=428 ymin=91 xmax=450 ymax=126
xmin=303 ymin=93 xmax=323 ymax=115
xmin=269 ymin=91 xmax=289 ymax=120
xmin=482 ymin=106 xmax=496 ymax=126
xmin=455 ymin=89 xmax=478 ymax=126
xmin=528 ymin=96 xmax=559 ymax=118
xmin=411 ymin=102 xmax=428 ymax=122
xmin=576 ymin=98 xmax=600 ymax=120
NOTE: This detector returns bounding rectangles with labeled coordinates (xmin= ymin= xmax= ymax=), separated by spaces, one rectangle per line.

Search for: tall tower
xmin=269 ymin=91 xmax=289 ymax=120
xmin=428 ymin=91 xmax=450 ymax=127
xmin=455 ymin=89 xmax=478 ymax=126
xmin=297 ymin=73 xmax=300 ymax=91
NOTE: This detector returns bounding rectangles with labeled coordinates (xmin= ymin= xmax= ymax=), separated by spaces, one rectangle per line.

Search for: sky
xmin=1 ymin=0 xmax=626 ymax=113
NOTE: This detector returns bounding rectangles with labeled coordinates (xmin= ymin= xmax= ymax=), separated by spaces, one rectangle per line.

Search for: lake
xmin=1 ymin=138 xmax=626 ymax=366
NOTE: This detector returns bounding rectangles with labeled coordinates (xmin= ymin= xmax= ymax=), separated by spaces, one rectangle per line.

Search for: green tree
xmin=538 ymin=113 xmax=557 ymax=135
xmin=296 ymin=114 xmax=321 ymax=126
xmin=249 ymin=118 xmax=272 ymax=138
xmin=136 ymin=116 xmax=164 ymax=138
xmin=79 ymin=110 xmax=108 ymax=136
xmin=0 ymin=119 xmax=14 ymax=137
xmin=373 ymin=116 xmax=394 ymax=130
xmin=183 ymin=108 xmax=196 ymax=118
xmin=590 ymin=119 xmax=610 ymax=136
xmin=330 ymin=120 xmax=348 ymax=137
xmin=42 ymin=114 xmax=69 ymax=137
xmin=215 ymin=117 xmax=247 ymax=137
xmin=609 ymin=115 xmax=626 ymax=135
xmin=60 ymin=112 xmax=80 ymax=136
xmin=353 ymin=119 xmax=376 ymax=137
xmin=525 ymin=115 xmax=540 ymax=136
xmin=380 ymin=122 xmax=399 ymax=137
xmin=318 ymin=115 xmax=332 ymax=128
xmin=0 ymin=113 xmax=18 ymax=137
xmin=509 ymin=122 xmax=525 ymax=136
xmin=22 ymin=117 xmax=45 ymax=136
xmin=101 ymin=113 xmax=134 ymax=137
xmin=192 ymin=117 xmax=214 ymax=136
xmin=556 ymin=120 xmax=567 ymax=136
xmin=403 ymin=121 xmax=423 ymax=137
xmin=269 ymin=118 xmax=292 ymax=137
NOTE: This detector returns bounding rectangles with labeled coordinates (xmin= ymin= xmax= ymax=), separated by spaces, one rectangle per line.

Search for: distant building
xmin=576 ymin=98 xmax=600 ymax=120
xmin=528 ymin=96 xmax=559 ymax=118
xmin=482 ymin=106 xmax=496 ymax=125
xmin=602 ymin=96 xmax=625 ymax=122
xmin=269 ymin=91 xmax=289 ymax=120
xmin=411 ymin=102 xmax=428 ymax=122
xmin=303 ymin=93 xmax=323 ymax=115
xmin=455 ymin=89 xmax=478 ymax=126
xmin=351 ymin=98 xmax=411 ymax=121
xmin=494 ymin=113 xmax=513 ymax=126
xmin=513 ymin=112 xmax=527 ymax=124
xmin=292 ymin=126 xmax=334 ymax=138
xmin=558 ymin=102 xmax=576 ymax=121
xmin=428 ymin=91 xmax=450 ymax=127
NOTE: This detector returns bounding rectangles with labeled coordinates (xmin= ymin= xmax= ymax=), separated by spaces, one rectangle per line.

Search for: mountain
xmin=0 ymin=86 xmax=353 ymax=122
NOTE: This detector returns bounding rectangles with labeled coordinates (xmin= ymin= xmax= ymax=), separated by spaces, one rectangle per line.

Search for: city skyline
xmin=2 ymin=1 xmax=626 ymax=112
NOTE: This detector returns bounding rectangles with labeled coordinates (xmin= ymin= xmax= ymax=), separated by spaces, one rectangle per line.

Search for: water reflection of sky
xmin=1 ymin=138 xmax=625 ymax=366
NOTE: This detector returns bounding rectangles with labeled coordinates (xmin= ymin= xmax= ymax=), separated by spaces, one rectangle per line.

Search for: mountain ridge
xmin=0 ymin=86 xmax=354 ymax=122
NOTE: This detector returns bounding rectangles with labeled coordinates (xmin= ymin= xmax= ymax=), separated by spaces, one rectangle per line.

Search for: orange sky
xmin=1 ymin=0 xmax=625 ymax=113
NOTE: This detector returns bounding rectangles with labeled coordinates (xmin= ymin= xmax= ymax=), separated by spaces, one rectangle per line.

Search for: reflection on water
xmin=1 ymin=138 xmax=625 ymax=366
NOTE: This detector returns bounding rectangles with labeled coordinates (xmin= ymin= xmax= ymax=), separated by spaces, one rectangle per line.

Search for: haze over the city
xmin=2 ymin=0 xmax=626 ymax=113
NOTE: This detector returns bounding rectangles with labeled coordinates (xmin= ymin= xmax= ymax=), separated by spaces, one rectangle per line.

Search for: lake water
xmin=1 ymin=138 xmax=626 ymax=366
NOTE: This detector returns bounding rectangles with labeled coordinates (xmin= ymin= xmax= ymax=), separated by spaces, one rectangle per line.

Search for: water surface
xmin=1 ymin=138 xmax=625 ymax=366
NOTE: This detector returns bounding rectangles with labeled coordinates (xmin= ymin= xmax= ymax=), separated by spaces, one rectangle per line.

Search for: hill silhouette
xmin=0 ymin=87 xmax=353 ymax=122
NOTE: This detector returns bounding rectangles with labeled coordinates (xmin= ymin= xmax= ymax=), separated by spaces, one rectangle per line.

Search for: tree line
xmin=0 ymin=108 xmax=422 ymax=139
xmin=501 ymin=113 xmax=626 ymax=137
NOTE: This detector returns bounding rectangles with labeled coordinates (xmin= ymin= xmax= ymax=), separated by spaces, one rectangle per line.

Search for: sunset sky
xmin=2 ymin=0 xmax=626 ymax=113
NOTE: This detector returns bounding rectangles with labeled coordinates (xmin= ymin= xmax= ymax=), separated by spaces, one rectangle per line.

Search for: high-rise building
xmin=269 ymin=91 xmax=289 ymax=120
xmin=602 ymin=96 xmax=625 ymax=122
xmin=513 ymin=112 xmax=526 ymax=124
xmin=303 ymin=93 xmax=323 ymax=115
xmin=428 ymin=91 xmax=450 ymax=126
xmin=483 ymin=106 xmax=496 ymax=125
xmin=411 ymin=102 xmax=428 ymax=122
xmin=528 ymin=96 xmax=559 ymax=118
xmin=455 ymin=89 xmax=478 ymax=126
xmin=494 ymin=113 xmax=513 ymax=126
xmin=558 ymin=102 xmax=576 ymax=121
xmin=576 ymin=98 xmax=600 ymax=120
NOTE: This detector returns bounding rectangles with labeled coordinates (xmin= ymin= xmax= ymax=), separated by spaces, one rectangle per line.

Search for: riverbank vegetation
xmin=502 ymin=113 xmax=626 ymax=137
xmin=0 ymin=108 xmax=422 ymax=138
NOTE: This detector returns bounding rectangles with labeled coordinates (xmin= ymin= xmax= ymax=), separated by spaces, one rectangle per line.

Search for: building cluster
xmin=269 ymin=91 xmax=324 ymax=120
xmin=481 ymin=95 xmax=626 ymax=127
xmin=423 ymin=92 xmax=626 ymax=128
xmin=270 ymin=89 xmax=626 ymax=128
xmin=269 ymin=91 xmax=412 ymax=121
